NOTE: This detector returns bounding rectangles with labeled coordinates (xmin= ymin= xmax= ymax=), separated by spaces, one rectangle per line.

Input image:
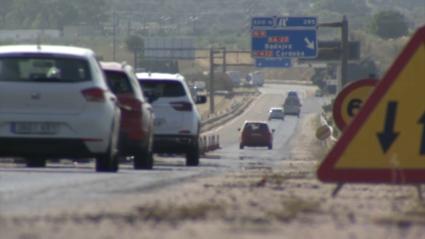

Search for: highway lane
xmin=0 ymin=83 xmax=325 ymax=216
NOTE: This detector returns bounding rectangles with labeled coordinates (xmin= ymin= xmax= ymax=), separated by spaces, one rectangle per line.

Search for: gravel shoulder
xmin=2 ymin=114 xmax=425 ymax=239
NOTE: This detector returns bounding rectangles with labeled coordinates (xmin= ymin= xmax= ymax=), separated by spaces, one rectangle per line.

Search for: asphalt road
xmin=0 ymin=83 xmax=325 ymax=216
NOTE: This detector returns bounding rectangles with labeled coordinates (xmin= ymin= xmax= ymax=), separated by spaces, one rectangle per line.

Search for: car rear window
xmin=244 ymin=123 xmax=269 ymax=132
xmin=138 ymin=79 xmax=186 ymax=98
xmin=0 ymin=55 xmax=91 ymax=83
xmin=271 ymin=110 xmax=283 ymax=116
xmin=103 ymin=70 xmax=133 ymax=94
xmin=284 ymin=97 xmax=300 ymax=105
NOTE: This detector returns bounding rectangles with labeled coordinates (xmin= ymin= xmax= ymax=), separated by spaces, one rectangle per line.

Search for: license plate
xmin=11 ymin=122 xmax=59 ymax=135
xmin=154 ymin=118 xmax=166 ymax=127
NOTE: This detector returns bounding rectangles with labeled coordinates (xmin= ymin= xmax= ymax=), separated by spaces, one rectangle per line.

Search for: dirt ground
xmin=2 ymin=114 xmax=425 ymax=239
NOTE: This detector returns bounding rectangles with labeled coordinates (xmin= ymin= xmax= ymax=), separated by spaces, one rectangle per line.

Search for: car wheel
xmin=26 ymin=157 xmax=46 ymax=168
xmin=239 ymin=144 xmax=244 ymax=149
xmin=96 ymin=135 xmax=119 ymax=172
xmin=186 ymin=144 xmax=200 ymax=166
xmin=134 ymin=147 xmax=153 ymax=170
xmin=268 ymin=144 xmax=273 ymax=150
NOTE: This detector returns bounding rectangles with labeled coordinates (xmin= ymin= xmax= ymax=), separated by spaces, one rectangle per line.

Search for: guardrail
xmin=199 ymin=134 xmax=220 ymax=155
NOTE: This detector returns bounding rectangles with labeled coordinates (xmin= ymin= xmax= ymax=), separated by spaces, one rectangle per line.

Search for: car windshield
xmin=138 ymin=79 xmax=185 ymax=98
xmin=0 ymin=55 xmax=91 ymax=83
xmin=103 ymin=70 xmax=133 ymax=94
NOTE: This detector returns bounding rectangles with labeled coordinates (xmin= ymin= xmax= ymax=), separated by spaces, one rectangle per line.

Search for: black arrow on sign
xmin=419 ymin=112 xmax=425 ymax=156
xmin=377 ymin=101 xmax=399 ymax=153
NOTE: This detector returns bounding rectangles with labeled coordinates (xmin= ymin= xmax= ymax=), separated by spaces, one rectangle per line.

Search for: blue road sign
xmin=255 ymin=58 xmax=292 ymax=68
xmin=251 ymin=16 xmax=317 ymax=29
xmin=251 ymin=29 xmax=317 ymax=58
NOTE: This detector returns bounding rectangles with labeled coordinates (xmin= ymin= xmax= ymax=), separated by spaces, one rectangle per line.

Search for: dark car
xmin=287 ymin=91 xmax=299 ymax=98
xmin=101 ymin=62 xmax=155 ymax=169
xmin=283 ymin=92 xmax=302 ymax=117
xmin=239 ymin=121 xmax=274 ymax=150
xmin=283 ymin=97 xmax=302 ymax=117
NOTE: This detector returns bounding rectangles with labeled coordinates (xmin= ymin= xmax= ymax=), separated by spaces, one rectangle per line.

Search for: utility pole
xmin=112 ymin=11 xmax=118 ymax=61
xmin=209 ymin=48 xmax=215 ymax=114
xmin=340 ymin=16 xmax=349 ymax=93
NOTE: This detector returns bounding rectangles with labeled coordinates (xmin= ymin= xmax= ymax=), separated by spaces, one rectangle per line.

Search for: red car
xmin=239 ymin=121 xmax=274 ymax=150
xmin=101 ymin=62 xmax=154 ymax=169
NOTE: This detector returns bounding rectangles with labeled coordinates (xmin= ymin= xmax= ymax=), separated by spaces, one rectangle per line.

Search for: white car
xmin=268 ymin=107 xmax=285 ymax=120
xmin=136 ymin=72 xmax=202 ymax=166
xmin=0 ymin=45 xmax=121 ymax=172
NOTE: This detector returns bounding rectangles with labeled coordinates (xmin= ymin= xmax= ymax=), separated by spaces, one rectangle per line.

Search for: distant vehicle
xmin=315 ymin=89 xmax=324 ymax=97
xmin=193 ymin=81 xmax=206 ymax=91
xmin=0 ymin=45 xmax=121 ymax=172
xmin=226 ymin=71 xmax=241 ymax=86
xmin=283 ymin=96 xmax=302 ymax=117
xmin=268 ymin=107 xmax=285 ymax=120
xmin=287 ymin=91 xmax=299 ymax=98
xmin=247 ymin=71 xmax=264 ymax=87
xmin=101 ymin=62 xmax=155 ymax=170
xmin=190 ymin=85 xmax=207 ymax=104
xmin=239 ymin=121 xmax=274 ymax=150
xmin=136 ymin=72 xmax=203 ymax=166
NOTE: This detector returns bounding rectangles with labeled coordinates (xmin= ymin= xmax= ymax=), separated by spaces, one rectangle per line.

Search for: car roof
xmin=243 ymin=120 xmax=269 ymax=125
xmin=269 ymin=107 xmax=283 ymax=111
xmin=100 ymin=61 xmax=123 ymax=71
xmin=0 ymin=45 xmax=94 ymax=58
xmin=100 ymin=61 xmax=135 ymax=73
xmin=136 ymin=72 xmax=185 ymax=82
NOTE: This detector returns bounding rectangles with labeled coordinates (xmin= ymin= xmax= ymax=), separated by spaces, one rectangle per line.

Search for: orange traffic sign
xmin=318 ymin=25 xmax=425 ymax=183
xmin=333 ymin=78 xmax=377 ymax=130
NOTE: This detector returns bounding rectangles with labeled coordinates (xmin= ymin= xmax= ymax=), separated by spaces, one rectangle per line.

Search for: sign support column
xmin=209 ymin=48 xmax=215 ymax=114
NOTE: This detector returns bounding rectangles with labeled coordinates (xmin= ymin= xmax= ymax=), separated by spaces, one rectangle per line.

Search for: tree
xmin=0 ymin=0 xmax=13 ymax=26
xmin=369 ymin=10 xmax=409 ymax=39
xmin=312 ymin=0 xmax=370 ymax=16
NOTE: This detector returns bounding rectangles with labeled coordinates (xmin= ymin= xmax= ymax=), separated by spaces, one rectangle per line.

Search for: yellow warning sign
xmin=336 ymin=45 xmax=425 ymax=169
xmin=318 ymin=26 xmax=425 ymax=183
